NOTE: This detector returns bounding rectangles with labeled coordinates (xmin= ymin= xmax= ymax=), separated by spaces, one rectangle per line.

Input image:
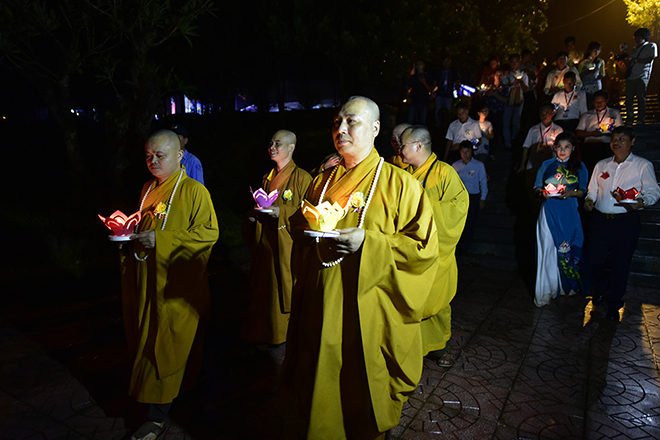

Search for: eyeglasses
xmin=555 ymin=145 xmax=573 ymax=151
xmin=399 ymin=141 xmax=418 ymax=152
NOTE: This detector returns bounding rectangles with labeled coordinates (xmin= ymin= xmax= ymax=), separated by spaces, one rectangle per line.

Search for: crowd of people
xmin=112 ymin=29 xmax=659 ymax=440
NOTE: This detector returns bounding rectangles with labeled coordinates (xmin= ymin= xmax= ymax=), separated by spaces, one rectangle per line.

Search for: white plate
xmin=255 ymin=207 xmax=273 ymax=213
xmin=304 ymin=230 xmax=341 ymax=238
xmin=616 ymin=199 xmax=639 ymax=204
xmin=108 ymin=234 xmax=134 ymax=242
xmin=545 ymin=193 xmax=563 ymax=198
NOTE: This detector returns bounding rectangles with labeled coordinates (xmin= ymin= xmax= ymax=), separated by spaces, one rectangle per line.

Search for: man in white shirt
xmin=576 ymin=90 xmax=623 ymax=172
xmin=625 ymin=28 xmax=658 ymax=125
xmin=544 ymin=51 xmax=582 ymax=96
xmin=444 ymin=101 xmax=482 ymax=163
xmin=584 ymin=126 xmax=660 ymax=321
xmin=551 ymin=71 xmax=588 ymax=133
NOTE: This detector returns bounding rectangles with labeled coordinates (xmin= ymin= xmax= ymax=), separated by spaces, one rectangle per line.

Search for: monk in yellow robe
xmin=400 ymin=125 xmax=468 ymax=366
xmin=282 ymin=97 xmax=439 ymax=439
xmin=119 ymin=130 xmax=218 ymax=440
xmin=241 ymin=130 xmax=312 ymax=345
xmin=385 ymin=122 xmax=411 ymax=168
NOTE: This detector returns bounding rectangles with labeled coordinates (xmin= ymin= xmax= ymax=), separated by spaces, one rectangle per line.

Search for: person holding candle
xmin=578 ymin=41 xmax=606 ymax=102
xmin=399 ymin=125 xmax=468 ymax=368
xmin=433 ymin=54 xmax=461 ymax=128
xmin=551 ymin=71 xmax=588 ymax=133
xmin=533 ymin=132 xmax=588 ymax=307
xmin=501 ymin=54 xmax=529 ymax=149
xmin=282 ymin=96 xmax=439 ymax=439
xmin=444 ymin=101 xmax=482 ymax=163
xmin=576 ymin=90 xmax=623 ymax=173
xmin=584 ymin=126 xmax=660 ymax=321
xmin=544 ymin=51 xmax=582 ymax=97
xmin=241 ymin=130 xmax=312 ymax=347
xmin=120 ymin=130 xmax=219 ymax=440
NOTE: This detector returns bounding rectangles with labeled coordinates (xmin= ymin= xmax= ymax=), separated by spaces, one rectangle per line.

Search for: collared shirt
xmin=181 ymin=150 xmax=204 ymax=185
xmin=552 ymin=88 xmax=588 ymax=120
xmin=522 ymin=122 xmax=563 ymax=170
xmin=452 ymin=158 xmax=488 ymax=199
xmin=576 ymin=107 xmax=623 ymax=143
xmin=543 ymin=66 xmax=582 ymax=95
xmin=586 ymin=153 xmax=660 ymax=214
xmin=446 ymin=117 xmax=482 ymax=144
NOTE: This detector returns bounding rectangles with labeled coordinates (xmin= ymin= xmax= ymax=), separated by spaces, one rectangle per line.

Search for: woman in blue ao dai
xmin=533 ymin=132 xmax=588 ymax=307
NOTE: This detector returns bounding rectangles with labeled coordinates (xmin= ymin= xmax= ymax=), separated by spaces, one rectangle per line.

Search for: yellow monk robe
xmin=120 ymin=167 xmax=219 ymax=404
xmin=241 ymin=160 xmax=312 ymax=344
xmin=283 ymin=149 xmax=439 ymax=439
xmin=385 ymin=154 xmax=407 ymax=169
xmin=405 ymin=153 xmax=468 ymax=354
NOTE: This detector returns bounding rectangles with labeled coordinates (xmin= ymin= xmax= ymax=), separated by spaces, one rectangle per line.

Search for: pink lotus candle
xmin=98 ymin=210 xmax=142 ymax=236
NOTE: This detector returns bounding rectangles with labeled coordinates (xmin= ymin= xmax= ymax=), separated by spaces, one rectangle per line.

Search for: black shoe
xmin=606 ymin=309 xmax=620 ymax=321
xmin=592 ymin=295 xmax=604 ymax=306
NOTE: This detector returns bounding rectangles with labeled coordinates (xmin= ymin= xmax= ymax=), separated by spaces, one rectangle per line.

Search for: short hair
xmin=634 ymin=28 xmax=651 ymax=42
xmin=564 ymin=36 xmax=576 ymax=45
xmin=593 ymin=90 xmax=609 ymax=101
xmin=538 ymin=102 xmax=555 ymax=114
xmin=401 ymin=125 xmax=432 ymax=150
xmin=509 ymin=53 xmax=521 ymax=62
xmin=478 ymin=105 xmax=489 ymax=113
xmin=459 ymin=140 xmax=473 ymax=151
xmin=564 ymin=71 xmax=577 ymax=81
xmin=346 ymin=95 xmax=380 ymax=122
xmin=521 ymin=49 xmax=532 ymax=58
xmin=456 ymin=101 xmax=470 ymax=111
xmin=612 ymin=125 xmax=636 ymax=141
xmin=556 ymin=51 xmax=569 ymax=59
xmin=586 ymin=41 xmax=602 ymax=53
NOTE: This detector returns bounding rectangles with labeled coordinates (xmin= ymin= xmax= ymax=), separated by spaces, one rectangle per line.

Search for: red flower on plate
xmin=600 ymin=171 xmax=609 ymax=179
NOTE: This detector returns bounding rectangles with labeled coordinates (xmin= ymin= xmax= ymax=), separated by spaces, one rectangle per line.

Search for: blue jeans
xmin=503 ymin=104 xmax=523 ymax=147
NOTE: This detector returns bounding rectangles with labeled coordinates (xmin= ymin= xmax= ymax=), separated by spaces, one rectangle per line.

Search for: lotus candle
xmin=302 ymin=200 xmax=347 ymax=232
xmin=615 ymin=186 xmax=639 ymax=201
xmin=99 ymin=210 xmax=142 ymax=240
xmin=251 ymin=187 xmax=279 ymax=208
xmin=544 ymin=183 xmax=566 ymax=196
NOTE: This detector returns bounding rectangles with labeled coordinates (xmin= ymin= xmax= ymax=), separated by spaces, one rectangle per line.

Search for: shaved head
xmin=273 ymin=129 xmax=297 ymax=147
xmin=147 ymin=130 xmax=180 ymax=152
xmin=393 ymin=123 xmax=412 ymax=140
xmin=401 ymin=126 xmax=432 ymax=151
xmin=346 ymin=96 xmax=380 ymax=124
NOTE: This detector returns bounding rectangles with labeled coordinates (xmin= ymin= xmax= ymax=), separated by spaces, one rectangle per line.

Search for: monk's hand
xmin=133 ymin=230 xmax=156 ymax=249
xmin=332 ymin=228 xmax=366 ymax=254
xmin=584 ymin=199 xmax=595 ymax=212
xmin=265 ymin=205 xmax=280 ymax=218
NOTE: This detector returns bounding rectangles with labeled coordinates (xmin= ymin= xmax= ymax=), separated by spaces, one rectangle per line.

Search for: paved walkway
xmin=2 ymin=123 xmax=660 ymax=439
xmin=1 ymin=258 xmax=659 ymax=439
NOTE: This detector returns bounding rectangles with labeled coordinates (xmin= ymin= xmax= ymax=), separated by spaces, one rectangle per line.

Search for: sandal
xmin=130 ymin=421 xmax=165 ymax=440
xmin=437 ymin=352 xmax=455 ymax=368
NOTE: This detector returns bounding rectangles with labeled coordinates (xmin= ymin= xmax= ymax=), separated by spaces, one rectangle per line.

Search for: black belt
xmin=596 ymin=209 xmax=638 ymax=219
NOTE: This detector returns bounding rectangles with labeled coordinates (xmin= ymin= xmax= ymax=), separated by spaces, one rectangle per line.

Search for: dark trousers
xmin=459 ymin=193 xmax=481 ymax=254
xmin=587 ymin=210 xmax=641 ymax=313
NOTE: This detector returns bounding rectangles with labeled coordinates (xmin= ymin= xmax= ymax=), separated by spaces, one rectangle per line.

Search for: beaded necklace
xmin=134 ymin=169 xmax=184 ymax=261
xmin=315 ymin=157 xmax=384 ymax=268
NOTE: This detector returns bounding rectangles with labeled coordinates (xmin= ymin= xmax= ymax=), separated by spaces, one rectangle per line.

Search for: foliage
xmin=623 ymin=0 xmax=660 ymax=37
xmin=0 ymin=0 xmax=214 ymax=168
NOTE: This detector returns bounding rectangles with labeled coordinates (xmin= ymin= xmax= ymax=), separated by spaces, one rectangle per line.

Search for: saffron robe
xmin=241 ymin=161 xmax=312 ymax=344
xmin=283 ymin=148 xmax=439 ymax=439
xmin=120 ymin=168 xmax=219 ymax=404
xmin=405 ymin=153 xmax=468 ymax=354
